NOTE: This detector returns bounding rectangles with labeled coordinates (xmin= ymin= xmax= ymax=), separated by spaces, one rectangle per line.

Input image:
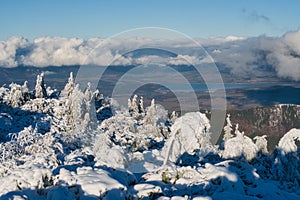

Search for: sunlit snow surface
xmin=0 ymin=74 xmax=300 ymax=199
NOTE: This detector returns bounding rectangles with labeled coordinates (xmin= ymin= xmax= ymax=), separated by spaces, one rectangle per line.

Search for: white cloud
xmin=168 ymin=54 xmax=212 ymax=65
xmin=22 ymin=37 xmax=85 ymax=67
xmin=0 ymin=36 xmax=29 ymax=67
xmin=1 ymin=30 xmax=300 ymax=81
xmin=258 ymin=29 xmax=300 ymax=81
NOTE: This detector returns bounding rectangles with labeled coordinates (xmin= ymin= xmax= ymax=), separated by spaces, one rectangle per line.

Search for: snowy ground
xmin=0 ymin=73 xmax=300 ymax=200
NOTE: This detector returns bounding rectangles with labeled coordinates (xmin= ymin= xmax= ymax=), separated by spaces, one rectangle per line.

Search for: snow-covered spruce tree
xmin=138 ymin=99 xmax=169 ymax=139
xmin=272 ymin=128 xmax=300 ymax=185
xmin=84 ymin=82 xmax=99 ymax=122
xmin=21 ymin=81 xmax=30 ymax=100
xmin=143 ymin=99 xmax=168 ymax=126
xmin=60 ymin=80 xmax=97 ymax=132
xmin=54 ymin=72 xmax=75 ymax=130
xmin=163 ymin=112 xmax=212 ymax=166
xmin=71 ymin=84 xmax=85 ymax=130
xmin=143 ymin=99 xmax=156 ymax=125
xmin=128 ymin=95 xmax=145 ymax=119
xmin=82 ymin=82 xmax=97 ymax=130
xmin=222 ymin=124 xmax=258 ymax=161
xmin=34 ymin=72 xmax=47 ymax=99
xmin=223 ymin=114 xmax=234 ymax=142
xmin=61 ymin=72 xmax=75 ymax=98
xmin=131 ymin=94 xmax=140 ymax=116
xmin=139 ymin=96 xmax=145 ymax=113
xmin=67 ymin=83 xmax=95 ymax=131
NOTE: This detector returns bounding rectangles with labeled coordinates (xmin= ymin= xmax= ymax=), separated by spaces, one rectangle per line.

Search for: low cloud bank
xmin=1 ymin=29 xmax=300 ymax=80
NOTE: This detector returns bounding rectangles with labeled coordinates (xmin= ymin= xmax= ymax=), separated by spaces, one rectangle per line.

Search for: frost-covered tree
xmin=253 ymin=135 xmax=268 ymax=154
xmin=138 ymin=99 xmax=169 ymax=139
xmin=223 ymin=114 xmax=234 ymax=141
xmin=0 ymin=125 xmax=61 ymax=174
xmin=132 ymin=95 xmax=139 ymax=114
xmin=163 ymin=112 xmax=212 ymax=165
xmin=83 ymin=82 xmax=97 ymax=130
xmin=71 ymin=84 xmax=85 ymax=129
xmin=59 ymin=81 xmax=96 ymax=131
xmin=21 ymin=81 xmax=30 ymax=100
xmin=143 ymin=99 xmax=167 ymax=125
xmin=61 ymin=72 xmax=75 ymax=98
xmin=222 ymin=125 xmax=258 ymax=161
xmin=84 ymin=82 xmax=92 ymax=104
xmin=139 ymin=96 xmax=145 ymax=113
xmin=143 ymin=99 xmax=156 ymax=125
xmin=35 ymin=73 xmax=47 ymax=99
xmin=128 ymin=94 xmax=145 ymax=119
xmin=170 ymin=111 xmax=178 ymax=124
xmin=54 ymin=73 xmax=77 ymax=130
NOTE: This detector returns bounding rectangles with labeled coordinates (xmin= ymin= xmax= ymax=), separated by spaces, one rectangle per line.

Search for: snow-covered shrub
xmin=93 ymin=132 xmax=127 ymax=169
xmin=0 ymin=166 xmax=53 ymax=195
xmin=21 ymin=98 xmax=58 ymax=114
xmin=3 ymin=81 xmax=30 ymax=108
xmin=253 ymin=135 xmax=268 ymax=154
xmin=222 ymin=124 xmax=258 ymax=161
xmin=163 ymin=112 xmax=212 ymax=165
xmin=99 ymin=97 xmax=170 ymax=154
xmin=100 ymin=111 xmax=154 ymax=153
xmin=0 ymin=125 xmax=62 ymax=178
xmin=132 ymin=99 xmax=170 ymax=145
xmin=277 ymin=128 xmax=300 ymax=155
xmin=2 ymin=126 xmax=40 ymax=160
xmin=272 ymin=129 xmax=300 ymax=186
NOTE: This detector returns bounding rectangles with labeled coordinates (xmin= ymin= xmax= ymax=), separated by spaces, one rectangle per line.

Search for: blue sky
xmin=0 ymin=0 xmax=300 ymax=40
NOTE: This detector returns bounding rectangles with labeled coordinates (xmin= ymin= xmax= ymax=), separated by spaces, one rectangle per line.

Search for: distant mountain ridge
xmin=229 ymin=104 xmax=300 ymax=149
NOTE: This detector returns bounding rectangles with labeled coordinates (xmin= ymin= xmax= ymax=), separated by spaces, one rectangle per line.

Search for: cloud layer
xmin=1 ymin=29 xmax=300 ymax=80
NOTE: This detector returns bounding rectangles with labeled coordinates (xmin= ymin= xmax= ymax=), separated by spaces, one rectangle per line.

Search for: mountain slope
xmin=0 ymin=73 xmax=300 ymax=199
